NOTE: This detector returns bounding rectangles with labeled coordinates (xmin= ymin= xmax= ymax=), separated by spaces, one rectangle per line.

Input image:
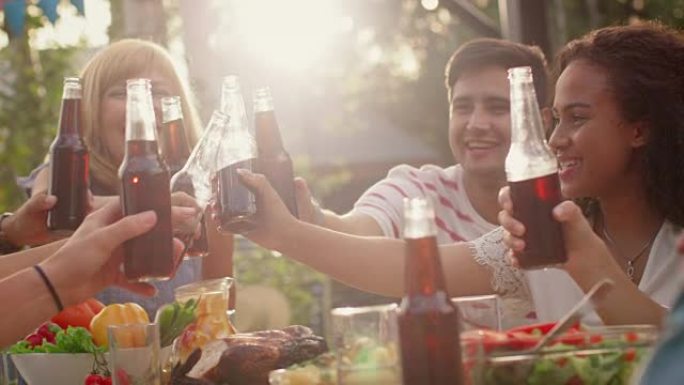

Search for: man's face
xmin=448 ymin=66 xmax=511 ymax=179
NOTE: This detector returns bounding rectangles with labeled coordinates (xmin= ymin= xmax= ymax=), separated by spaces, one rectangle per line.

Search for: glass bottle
xmin=505 ymin=66 xmax=566 ymax=269
xmin=170 ymin=110 xmax=229 ymax=258
xmin=397 ymin=198 xmax=464 ymax=385
xmin=47 ymin=77 xmax=89 ymax=233
xmin=159 ymin=96 xmax=191 ymax=177
xmin=119 ymin=78 xmax=174 ymax=282
xmin=216 ymin=75 xmax=257 ymax=234
xmin=253 ymin=86 xmax=298 ymax=218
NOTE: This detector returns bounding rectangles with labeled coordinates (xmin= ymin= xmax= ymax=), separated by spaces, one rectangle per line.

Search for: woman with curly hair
xmin=497 ymin=22 xmax=684 ymax=326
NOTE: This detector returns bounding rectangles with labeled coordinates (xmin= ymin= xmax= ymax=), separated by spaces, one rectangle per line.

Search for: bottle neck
xmin=57 ymin=97 xmax=82 ymax=137
xmin=404 ymin=236 xmax=449 ymax=296
xmin=185 ymin=110 xmax=228 ymax=174
xmin=125 ymin=139 xmax=160 ymax=158
xmin=125 ymin=81 xmax=158 ymax=142
xmin=254 ymin=110 xmax=285 ymax=154
xmin=159 ymin=118 xmax=191 ymax=167
xmin=506 ymin=75 xmax=557 ymax=182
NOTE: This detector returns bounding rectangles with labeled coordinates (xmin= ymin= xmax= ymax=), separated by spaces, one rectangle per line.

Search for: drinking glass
xmin=108 ymin=323 xmax=160 ymax=385
xmin=331 ymin=304 xmax=402 ymax=385
xmin=452 ymin=294 xmax=501 ymax=331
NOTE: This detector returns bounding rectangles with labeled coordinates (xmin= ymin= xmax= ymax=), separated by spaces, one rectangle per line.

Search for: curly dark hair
xmin=556 ymin=22 xmax=684 ymax=227
xmin=445 ymin=38 xmax=550 ymax=106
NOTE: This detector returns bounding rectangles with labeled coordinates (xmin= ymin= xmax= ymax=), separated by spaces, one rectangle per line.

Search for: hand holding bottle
xmin=2 ymin=193 xmax=59 ymax=248
xmin=228 ymin=169 xmax=299 ymax=251
xmin=498 ymin=186 xmax=620 ymax=280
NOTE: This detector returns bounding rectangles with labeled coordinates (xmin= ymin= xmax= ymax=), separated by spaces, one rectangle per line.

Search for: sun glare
xmin=32 ymin=0 xmax=110 ymax=49
xmin=231 ymin=0 xmax=351 ymax=71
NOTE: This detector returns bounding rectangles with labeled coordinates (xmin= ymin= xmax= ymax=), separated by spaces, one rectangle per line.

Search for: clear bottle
xmin=253 ymin=86 xmax=298 ymax=218
xmin=170 ymin=110 xmax=229 ymax=258
xmin=397 ymin=198 xmax=464 ymax=385
xmin=119 ymin=78 xmax=174 ymax=281
xmin=216 ymin=75 xmax=257 ymax=234
xmin=47 ymin=77 xmax=89 ymax=233
xmin=505 ymin=66 xmax=566 ymax=269
xmin=159 ymin=96 xmax=191 ymax=177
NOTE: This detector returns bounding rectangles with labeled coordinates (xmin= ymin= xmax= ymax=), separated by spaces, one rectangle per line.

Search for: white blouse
xmin=468 ymin=221 xmax=682 ymax=327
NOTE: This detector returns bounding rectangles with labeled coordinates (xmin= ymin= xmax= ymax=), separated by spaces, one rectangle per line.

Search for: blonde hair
xmin=80 ymin=39 xmax=201 ymax=193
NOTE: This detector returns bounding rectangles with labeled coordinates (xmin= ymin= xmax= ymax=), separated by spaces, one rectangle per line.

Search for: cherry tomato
xmin=84 ymin=373 xmax=103 ymax=385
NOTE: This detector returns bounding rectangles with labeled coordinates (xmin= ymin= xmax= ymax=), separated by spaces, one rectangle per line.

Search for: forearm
xmin=0 ymin=268 xmax=60 ymax=348
xmin=0 ymin=240 xmax=66 ymax=279
xmin=276 ymin=220 xmax=405 ymax=297
xmin=572 ymin=261 xmax=667 ymax=326
xmin=319 ymin=210 xmax=384 ymax=236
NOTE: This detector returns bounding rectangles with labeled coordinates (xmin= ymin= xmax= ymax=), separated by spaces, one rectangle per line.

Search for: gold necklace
xmin=601 ymin=224 xmax=660 ymax=282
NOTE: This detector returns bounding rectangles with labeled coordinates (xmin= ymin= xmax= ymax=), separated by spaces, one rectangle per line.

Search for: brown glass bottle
xmin=159 ymin=96 xmax=191 ymax=177
xmin=505 ymin=67 xmax=566 ymax=269
xmin=119 ymin=79 xmax=174 ymax=282
xmin=398 ymin=198 xmax=464 ymax=385
xmin=216 ymin=75 xmax=257 ymax=233
xmin=47 ymin=77 xmax=89 ymax=233
xmin=253 ymin=86 xmax=298 ymax=218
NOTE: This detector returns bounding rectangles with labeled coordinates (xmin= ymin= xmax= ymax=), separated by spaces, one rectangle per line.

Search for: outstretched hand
xmin=235 ymin=169 xmax=299 ymax=250
xmin=39 ymin=199 xmax=185 ymax=307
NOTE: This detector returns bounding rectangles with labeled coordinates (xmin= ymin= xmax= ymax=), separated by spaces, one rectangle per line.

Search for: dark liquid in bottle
xmin=187 ymin=217 xmax=209 ymax=257
xmin=159 ymin=118 xmax=190 ymax=177
xmin=256 ymin=154 xmax=298 ymax=218
xmin=120 ymin=140 xmax=174 ymax=281
xmin=47 ymin=98 xmax=89 ymax=232
xmin=217 ymin=158 xmax=256 ymax=234
xmin=171 ymin=172 xmax=209 ymax=258
xmin=509 ymin=172 xmax=566 ymax=269
xmin=47 ymin=143 xmax=89 ymax=232
xmin=399 ymin=236 xmax=464 ymax=385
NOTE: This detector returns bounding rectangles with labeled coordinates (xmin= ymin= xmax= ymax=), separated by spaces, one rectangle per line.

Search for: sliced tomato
xmin=506 ymin=321 xmax=580 ymax=336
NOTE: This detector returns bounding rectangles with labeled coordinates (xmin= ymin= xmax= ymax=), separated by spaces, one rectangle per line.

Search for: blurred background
xmin=1 ymin=0 xmax=682 ymax=334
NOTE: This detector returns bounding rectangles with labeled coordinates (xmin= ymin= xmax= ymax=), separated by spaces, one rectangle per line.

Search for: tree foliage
xmin=0 ymin=15 xmax=79 ymax=209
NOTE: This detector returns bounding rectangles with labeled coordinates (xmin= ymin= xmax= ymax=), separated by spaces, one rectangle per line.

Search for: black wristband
xmin=33 ymin=265 xmax=64 ymax=312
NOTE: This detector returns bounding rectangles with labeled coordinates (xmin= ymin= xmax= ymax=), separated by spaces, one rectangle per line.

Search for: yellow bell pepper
xmin=89 ymin=302 xmax=150 ymax=348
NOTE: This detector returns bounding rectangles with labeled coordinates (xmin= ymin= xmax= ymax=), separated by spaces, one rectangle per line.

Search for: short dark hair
xmin=445 ymin=38 xmax=549 ymax=106
xmin=557 ymin=22 xmax=684 ymax=226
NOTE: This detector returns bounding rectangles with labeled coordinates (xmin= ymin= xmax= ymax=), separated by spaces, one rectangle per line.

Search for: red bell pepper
xmin=51 ymin=298 xmax=105 ymax=330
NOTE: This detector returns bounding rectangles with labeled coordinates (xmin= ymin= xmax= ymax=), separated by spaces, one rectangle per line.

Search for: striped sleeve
xmin=353 ymin=165 xmax=426 ymax=239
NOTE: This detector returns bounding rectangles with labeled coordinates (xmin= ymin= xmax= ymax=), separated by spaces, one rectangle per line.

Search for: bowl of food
xmin=462 ymin=323 xmax=659 ymax=385
xmin=11 ymin=352 xmax=98 ymax=385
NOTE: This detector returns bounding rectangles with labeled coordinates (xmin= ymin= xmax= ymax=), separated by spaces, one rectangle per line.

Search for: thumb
xmin=552 ymin=201 xmax=594 ymax=243
xmin=294 ymin=177 xmax=312 ymax=201
xmin=237 ymin=169 xmax=276 ymax=200
xmin=98 ymin=210 xmax=158 ymax=249
xmin=25 ymin=192 xmax=57 ymax=212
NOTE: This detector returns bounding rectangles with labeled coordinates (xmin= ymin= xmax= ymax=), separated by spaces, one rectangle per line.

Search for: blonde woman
xmin=29 ymin=39 xmax=233 ymax=317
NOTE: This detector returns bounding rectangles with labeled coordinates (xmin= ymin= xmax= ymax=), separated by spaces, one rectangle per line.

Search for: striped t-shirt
xmin=353 ymin=164 xmax=497 ymax=244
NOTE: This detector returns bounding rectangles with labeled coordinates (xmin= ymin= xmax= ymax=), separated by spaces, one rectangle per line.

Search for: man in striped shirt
xmin=297 ymin=38 xmax=550 ymax=244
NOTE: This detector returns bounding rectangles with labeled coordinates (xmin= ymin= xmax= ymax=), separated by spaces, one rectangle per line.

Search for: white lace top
xmin=468 ymin=228 xmax=536 ymax=328
xmin=468 ymin=222 xmax=683 ymax=327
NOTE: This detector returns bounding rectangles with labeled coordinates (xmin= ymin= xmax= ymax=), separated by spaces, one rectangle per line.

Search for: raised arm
xmin=240 ymin=170 xmax=494 ymax=298
xmin=294 ymin=177 xmax=384 ymax=236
